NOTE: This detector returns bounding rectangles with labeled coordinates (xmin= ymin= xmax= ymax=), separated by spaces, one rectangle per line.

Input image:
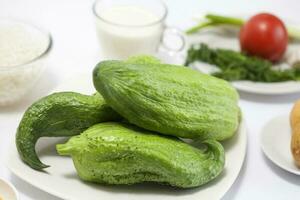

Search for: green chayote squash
xmin=16 ymin=92 xmax=121 ymax=170
xmin=93 ymin=57 xmax=240 ymax=141
xmin=56 ymin=122 xmax=225 ymax=188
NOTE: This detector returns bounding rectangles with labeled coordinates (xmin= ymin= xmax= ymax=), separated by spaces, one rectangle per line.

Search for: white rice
xmin=0 ymin=20 xmax=50 ymax=106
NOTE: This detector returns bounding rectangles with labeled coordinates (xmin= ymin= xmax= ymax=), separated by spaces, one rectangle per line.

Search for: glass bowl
xmin=0 ymin=19 xmax=52 ymax=106
xmin=0 ymin=178 xmax=19 ymax=200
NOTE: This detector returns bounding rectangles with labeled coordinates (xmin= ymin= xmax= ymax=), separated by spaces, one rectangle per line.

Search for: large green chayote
xmin=93 ymin=56 xmax=240 ymax=141
xmin=56 ymin=122 xmax=225 ymax=188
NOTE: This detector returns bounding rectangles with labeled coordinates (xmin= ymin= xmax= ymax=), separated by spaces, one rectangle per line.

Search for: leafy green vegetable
xmin=187 ymin=14 xmax=300 ymax=41
xmin=185 ymin=44 xmax=300 ymax=82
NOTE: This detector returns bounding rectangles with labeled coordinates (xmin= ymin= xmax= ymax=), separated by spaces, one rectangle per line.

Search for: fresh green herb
xmin=185 ymin=43 xmax=300 ymax=82
xmin=186 ymin=14 xmax=300 ymax=41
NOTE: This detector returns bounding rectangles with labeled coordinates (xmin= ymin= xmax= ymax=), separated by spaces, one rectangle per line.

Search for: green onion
xmin=186 ymin=13 xmax=300 ymax=41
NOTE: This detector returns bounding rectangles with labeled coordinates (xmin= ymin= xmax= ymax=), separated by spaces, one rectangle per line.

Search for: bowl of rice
xmin=0 ymin=19 xmax=52 ymax=106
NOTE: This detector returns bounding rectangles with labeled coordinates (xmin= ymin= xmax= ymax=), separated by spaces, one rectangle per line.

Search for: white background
xmin=1 ymin=0 xmax=300 ymax=199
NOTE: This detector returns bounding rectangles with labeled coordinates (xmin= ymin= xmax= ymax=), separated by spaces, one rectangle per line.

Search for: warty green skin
xmin=56 ymin=122 xmax=225 ymax=188
xmin=16 ymin=92 xmax=120 ymax=170
xmin=93 ymin=58 xmax=240 ymax=141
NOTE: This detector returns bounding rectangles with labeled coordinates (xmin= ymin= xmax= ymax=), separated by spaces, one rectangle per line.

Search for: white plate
xmin=6 ymin=75 xmax=247 ymax=200
xmin=0 ymin=178 xmax=19 ymax=200
xmin=260 ymin=114 xmax=300 ymax=175
xmin=185 ymin=24 xmax=300 ymax=95
xmin=231 ymin=81 xmax=300 ymax=95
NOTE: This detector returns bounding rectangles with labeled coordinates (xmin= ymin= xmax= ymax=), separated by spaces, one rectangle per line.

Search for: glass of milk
xmin=93 ymin=0 xmax=184 ymax=60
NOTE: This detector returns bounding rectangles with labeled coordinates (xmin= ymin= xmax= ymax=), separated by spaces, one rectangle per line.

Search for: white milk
xmin=95 ymin=5 xmax=164 ymax=59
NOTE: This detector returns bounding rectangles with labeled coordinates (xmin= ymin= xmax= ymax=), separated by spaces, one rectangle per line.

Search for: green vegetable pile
xmin=16 ymin=56 xmax=240 ymax=188
xmin=185 ymin=43 xmax=300 ymax=82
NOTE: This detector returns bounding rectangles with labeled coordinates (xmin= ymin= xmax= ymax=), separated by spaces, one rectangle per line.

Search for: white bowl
xmin=0 ymin=178 xmax=18 ymax=200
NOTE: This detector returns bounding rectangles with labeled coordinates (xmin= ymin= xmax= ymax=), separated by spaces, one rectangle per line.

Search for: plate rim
xmin=189 ymin=63 xmax=300 ymax=95
xmin=232 ymin=81 xmax=300 ymax=95
xmin=260 ymin=114 xmax=300 ymax=175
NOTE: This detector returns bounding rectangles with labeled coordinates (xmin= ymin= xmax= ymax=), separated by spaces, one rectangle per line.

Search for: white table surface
xmin=1 ymin=0 xmax=300 ymax=199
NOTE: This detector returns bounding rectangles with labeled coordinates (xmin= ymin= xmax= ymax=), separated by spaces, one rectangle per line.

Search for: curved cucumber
xmin=16 ymin=92 xmax=120 ymax=170
xmin=57 ymin=122 xmax=225 ymax=188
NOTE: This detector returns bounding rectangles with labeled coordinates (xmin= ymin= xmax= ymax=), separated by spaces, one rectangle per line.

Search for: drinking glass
xmin=93 ymin=0 xmax=185 ymax=59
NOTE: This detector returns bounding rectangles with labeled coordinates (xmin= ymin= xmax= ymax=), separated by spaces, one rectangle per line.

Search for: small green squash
xmin=57 ymin=122 xmax=225 ymax=188
xmin=16 ymin=92 xmax=120 ymax=170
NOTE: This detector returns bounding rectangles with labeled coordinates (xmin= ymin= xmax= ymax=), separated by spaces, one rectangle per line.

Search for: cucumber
xmin=16 ymin=92 xmax=120 ymax=170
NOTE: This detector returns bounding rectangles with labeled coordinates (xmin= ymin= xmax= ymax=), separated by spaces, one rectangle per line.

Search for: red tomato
xmin=239 ymin=13 xmax=288 ymax=62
